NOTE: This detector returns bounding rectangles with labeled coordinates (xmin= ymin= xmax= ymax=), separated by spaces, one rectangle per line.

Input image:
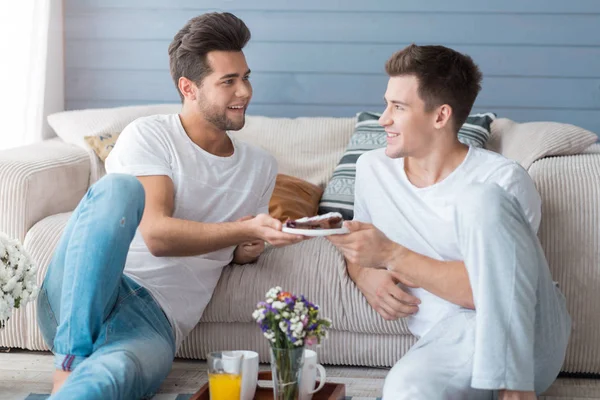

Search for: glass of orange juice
xmin=208 ymin=351 xmax=243 ymax=400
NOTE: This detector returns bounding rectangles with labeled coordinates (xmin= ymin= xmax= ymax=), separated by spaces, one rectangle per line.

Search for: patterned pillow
xmin=318 ymin=111 xmax=496 ymax=220
xmin=84 ymin=132 xmax=121 ymax=162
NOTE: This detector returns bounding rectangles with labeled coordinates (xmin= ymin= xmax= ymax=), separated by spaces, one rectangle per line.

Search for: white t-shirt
xmin=353 ymin=146 xmax=541 ymax=338
xmin=105 ymin=114 xmax=277 ymax=349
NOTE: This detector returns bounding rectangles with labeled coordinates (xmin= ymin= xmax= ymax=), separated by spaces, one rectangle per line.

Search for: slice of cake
xmin=284 ymin=212 xmax=344 ymax=230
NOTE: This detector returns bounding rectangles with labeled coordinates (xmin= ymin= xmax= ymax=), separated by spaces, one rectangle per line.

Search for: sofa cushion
xmin=48 ymin=105 xmax=356 ymax=187
xmin=48 ymin=104 xmax=181 ymax=150
xmin=486 ymin=118 xmax=599 ymax=169
xmin=84 ymin=133 xmax=120 ymax=162
xmin=48 ymin=104 xmax=183 ymax=183
xmin=200 ymin=237 xmax=411 ymax=336
xmin=231 ymin=115 xmax=355 ymax=187
xmin=269 ymin=174 xmax=323 ymax=222
xmin=318 ymin=111 xmax=495 ymax=220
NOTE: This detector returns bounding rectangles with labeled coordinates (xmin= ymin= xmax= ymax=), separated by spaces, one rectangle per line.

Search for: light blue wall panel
xmin=64 ymin=0 xmax=600 ymax=135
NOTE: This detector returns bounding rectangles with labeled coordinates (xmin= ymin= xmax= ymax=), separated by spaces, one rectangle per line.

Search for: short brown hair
xmin=168 ymin=12 xmax=251 ymax=101
xmin=385 ymin=44 xmax=482 ymax=132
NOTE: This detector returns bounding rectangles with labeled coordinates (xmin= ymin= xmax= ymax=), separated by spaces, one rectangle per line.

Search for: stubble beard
xmin=201 ymin=104 xmax=245 ymax=131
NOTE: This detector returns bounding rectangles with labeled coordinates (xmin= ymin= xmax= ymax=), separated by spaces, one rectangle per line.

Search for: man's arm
xmin=387 ymin=247 xmax=475 ymax=310
xmin=138 ymin=175 xmax=302 ymax=257
xmin=346 ymin=259 xmax=420 ymax=320
xmin=328 ymin=221 xmax=474 ymax=310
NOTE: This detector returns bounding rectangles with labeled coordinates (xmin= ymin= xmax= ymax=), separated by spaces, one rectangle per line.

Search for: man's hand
xmin=354 ymin=267 xmax=420 ymax=321
xmin=327 ymin=221 xmax=405 ymax=268
xmin=233 ymin=215 xmax=266 ymax=264
xmin=243 ymin=214 xmax=305 ymax=247
xmin=233 ymin=240 xmax=265 ymax=264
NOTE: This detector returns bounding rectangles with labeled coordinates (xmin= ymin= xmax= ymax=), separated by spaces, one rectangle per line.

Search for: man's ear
xmin=433 ymin=104 xmax=453 ymax=130
xmin=178 ymin=77 xmax=197 ymax=101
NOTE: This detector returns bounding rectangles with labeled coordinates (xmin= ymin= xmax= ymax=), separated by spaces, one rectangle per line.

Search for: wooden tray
xmin=190 ymin=371 xmax=346 ymax=400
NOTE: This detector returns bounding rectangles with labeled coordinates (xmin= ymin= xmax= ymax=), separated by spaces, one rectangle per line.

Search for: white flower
xmin=263 ymin=331 xmax=275 ymax=340
xmin=265 ymin=286 xmax=282 ymax=299
xmin=272 ymin=301 xmax=285 ymax=310
xmin=252 ymin=310 xmax=265 ymax=323
xmin=279 ymin=321 xmax=288 ymax=333
xmin=0 ymin=233 xmax=38 ymax=327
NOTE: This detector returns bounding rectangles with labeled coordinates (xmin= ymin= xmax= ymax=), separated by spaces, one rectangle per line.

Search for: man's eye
xmin=395 ymin=105 xmax=404 ymax=110
xmin=223 ymin=79 xmax=233 ymax=85
xmin=243 ymin=75 xmax=251 ymax=81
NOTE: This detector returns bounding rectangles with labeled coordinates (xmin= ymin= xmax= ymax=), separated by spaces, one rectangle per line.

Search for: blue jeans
xmin=37 ymin=174 xmax=176 ymax=400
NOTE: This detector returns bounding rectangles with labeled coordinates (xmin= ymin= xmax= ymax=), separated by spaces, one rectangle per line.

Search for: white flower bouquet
xmin=0 ymin=233 xmax=39 ymax=329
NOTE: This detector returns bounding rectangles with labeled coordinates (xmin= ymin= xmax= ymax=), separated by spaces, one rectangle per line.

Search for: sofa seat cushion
xmin=200 ymin=237 xmax=412 ymax=336
xmin=179 ymin=322 xmax=417 ymax=367
xmin=0 ymin=212 xmax=73 ymax=350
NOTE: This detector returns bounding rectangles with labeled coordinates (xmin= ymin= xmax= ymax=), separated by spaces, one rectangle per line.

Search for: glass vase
xmin=269 ymin=346 xmax=305 ymax=400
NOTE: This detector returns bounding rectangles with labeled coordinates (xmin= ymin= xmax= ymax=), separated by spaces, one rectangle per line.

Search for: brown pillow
xmin=269 ymin=174 xmax=324 ymax=222
xmin=84 ymin=133 xmax=121 ymax=162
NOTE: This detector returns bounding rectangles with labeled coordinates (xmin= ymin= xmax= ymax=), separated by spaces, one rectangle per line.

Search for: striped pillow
xmin=318 ymin=111 xmax=496 ymax=219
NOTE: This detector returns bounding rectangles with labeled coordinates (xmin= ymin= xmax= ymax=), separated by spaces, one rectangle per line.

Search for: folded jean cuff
xmin=54 ymin=354 xmax=87 ymax=371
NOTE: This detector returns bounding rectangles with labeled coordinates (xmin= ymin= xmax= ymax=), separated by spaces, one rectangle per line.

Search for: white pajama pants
xmin=383 ymin=183 xmax=572 ymax=399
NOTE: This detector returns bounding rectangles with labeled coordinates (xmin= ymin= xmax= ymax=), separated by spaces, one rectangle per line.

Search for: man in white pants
xmin=327 ymin=44 xmax=571 ymax=400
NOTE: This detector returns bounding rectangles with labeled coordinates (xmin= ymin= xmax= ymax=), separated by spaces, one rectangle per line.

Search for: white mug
xmin=230 ymin=350 xmax=259 ymax=400
xmin=300 ymin=349 xmax=327 ymax=400
xmin=231 ymin=349 xmax=325 ymax=400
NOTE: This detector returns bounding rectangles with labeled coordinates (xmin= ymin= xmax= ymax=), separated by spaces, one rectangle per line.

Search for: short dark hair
xmin=385 ymin=44 xmax=483 ymax=132
xmin=168 ymin=12 xmax=251 ymax=101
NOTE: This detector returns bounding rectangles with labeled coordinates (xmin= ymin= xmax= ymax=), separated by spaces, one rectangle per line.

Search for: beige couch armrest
xmin=0 ymin=139 xmax=90 ymax=242
xmin=529 ymin=152 xmax=600 ymax=373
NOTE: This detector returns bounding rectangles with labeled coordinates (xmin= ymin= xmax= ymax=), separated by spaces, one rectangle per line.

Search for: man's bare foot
xmin=51 ymin=370 xmax=71 ymax=394
xmin=498 ymin=390 xmax=537 ymax=400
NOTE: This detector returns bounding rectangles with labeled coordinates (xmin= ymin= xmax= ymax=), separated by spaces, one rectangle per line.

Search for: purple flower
xmin=266 ymin=305 xmax=278 ymax=314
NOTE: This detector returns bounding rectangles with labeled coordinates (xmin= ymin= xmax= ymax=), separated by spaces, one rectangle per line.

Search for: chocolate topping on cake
xmin=285 ymin=212 xmax=344 ymax=230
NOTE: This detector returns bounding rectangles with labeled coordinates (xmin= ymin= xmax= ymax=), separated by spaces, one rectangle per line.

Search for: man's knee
xmin=382 ymin=361 xmax=427 ymax=400
xmin=90 ymin=174 xmax=145 ymax=214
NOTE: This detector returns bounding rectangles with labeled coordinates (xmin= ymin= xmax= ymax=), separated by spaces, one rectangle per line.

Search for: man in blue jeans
xmin=37 ymin=12 xmax=304 ymax=399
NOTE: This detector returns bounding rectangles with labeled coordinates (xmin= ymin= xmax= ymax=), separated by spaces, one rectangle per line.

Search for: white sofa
xmin=1 ymin=105 xmax=599 ymax=396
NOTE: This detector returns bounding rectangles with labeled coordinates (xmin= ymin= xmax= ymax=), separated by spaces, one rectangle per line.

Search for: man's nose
xmin=379 ymin=113 xmax=393 ymax=127
xmin=236 ymin=81 xmax=252 ymax=99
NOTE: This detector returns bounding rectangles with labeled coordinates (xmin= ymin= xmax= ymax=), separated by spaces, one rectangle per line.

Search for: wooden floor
xmin=1 ymin=349 xmax=600 ymax=399
xmin=0 ymin=349 xmax=388 ymax=399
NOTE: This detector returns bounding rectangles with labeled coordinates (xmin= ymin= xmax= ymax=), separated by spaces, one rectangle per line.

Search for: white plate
xmin=282 ymin=226 xmax=350 ymax=237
